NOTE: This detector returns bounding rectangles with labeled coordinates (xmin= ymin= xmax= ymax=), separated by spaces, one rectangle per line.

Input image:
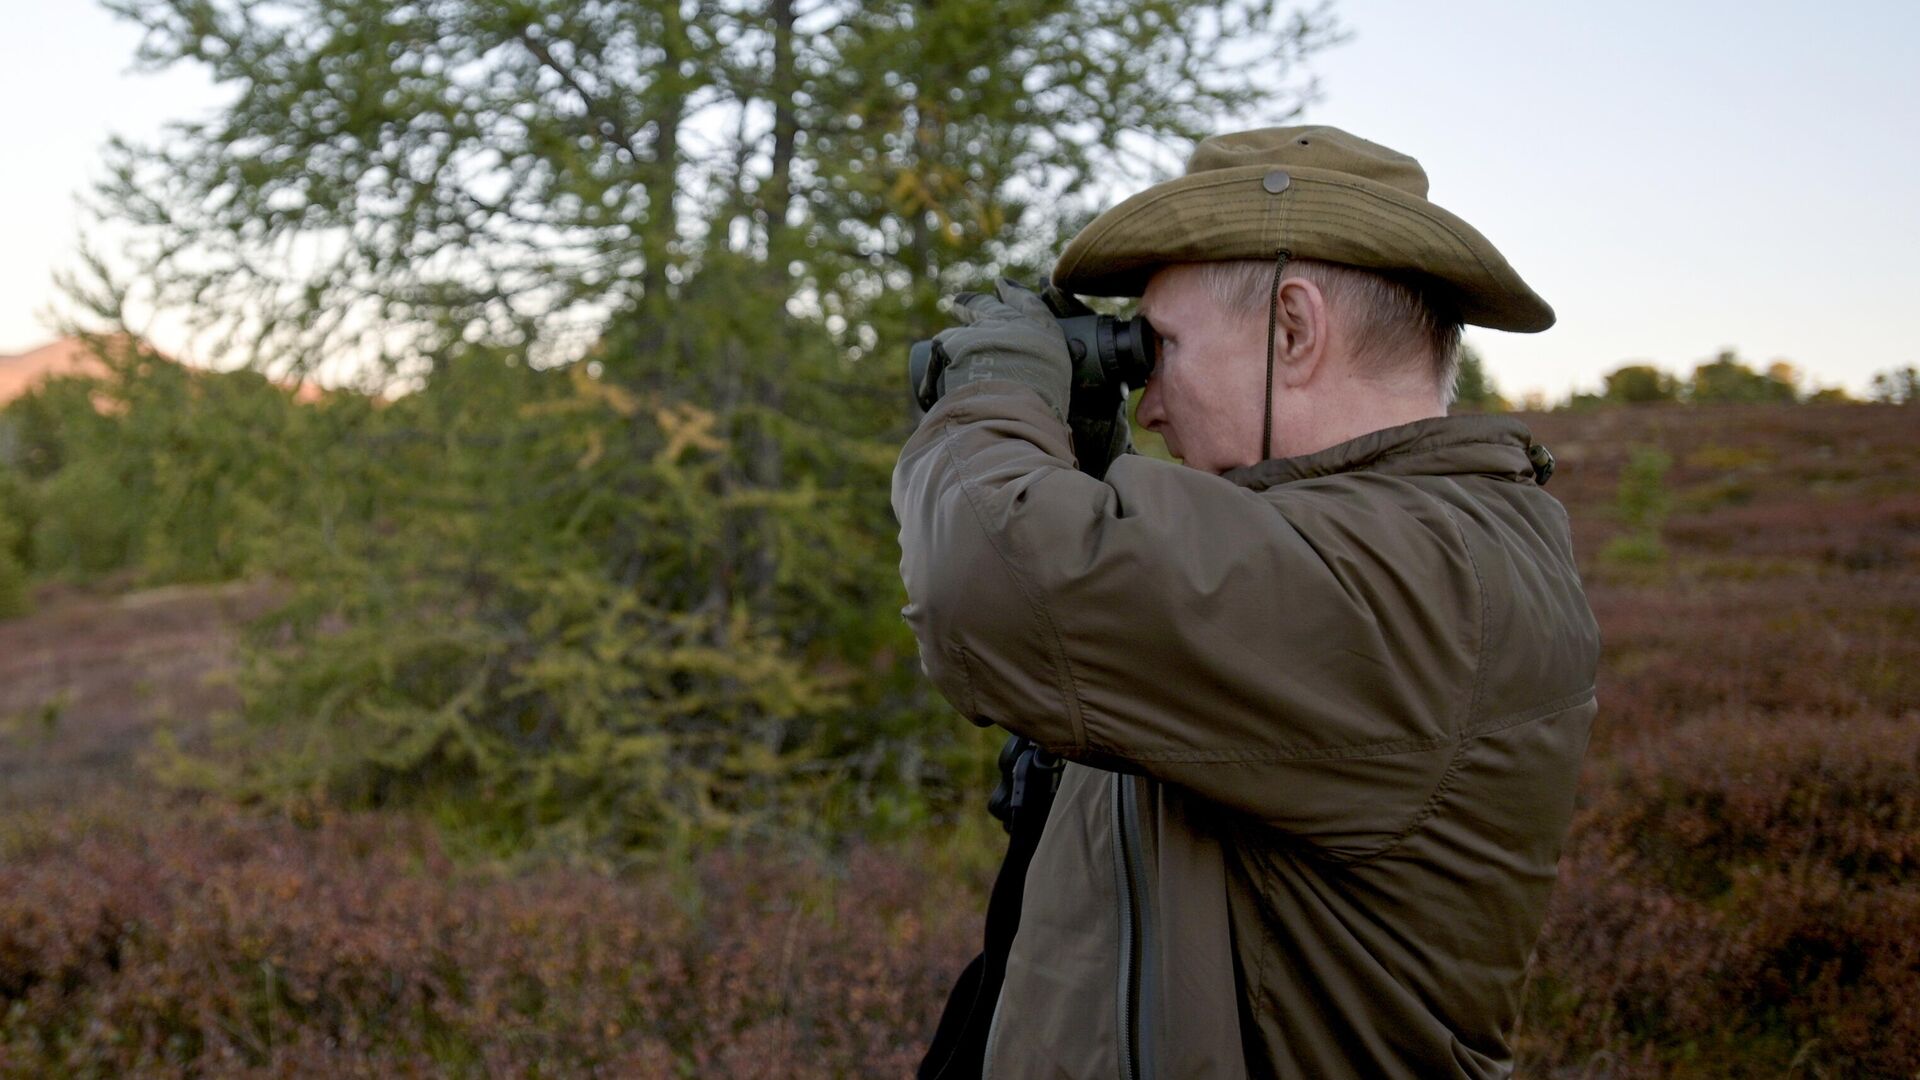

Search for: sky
xmin=3 ymin=1 xmax=1917 ymax=401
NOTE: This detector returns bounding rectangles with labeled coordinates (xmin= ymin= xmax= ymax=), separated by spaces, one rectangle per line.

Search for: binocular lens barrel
xmin=908 ymin=313 xmax=1156 ymax=413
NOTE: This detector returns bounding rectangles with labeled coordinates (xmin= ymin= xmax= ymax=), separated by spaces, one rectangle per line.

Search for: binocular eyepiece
xmin=908 ymin=303 xmax=1157 ymax=414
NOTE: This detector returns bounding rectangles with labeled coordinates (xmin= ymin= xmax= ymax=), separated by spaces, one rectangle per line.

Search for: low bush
xmin=0 ymin=471 xmax=31 ymax=618
xmin=1520 ymin=711 xmax=1920 ymax=1076
xmin=0 ymin=801 xmax=985 ymax=1077
xmin=1583 ymin=575 xmax=1919 ymax=753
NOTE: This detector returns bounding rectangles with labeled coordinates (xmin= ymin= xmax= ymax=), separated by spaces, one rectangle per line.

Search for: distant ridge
xmin=0 ymin=337 xmax=121 ymax=406
xmin=0 ymin=336 xmax=325 ymax=406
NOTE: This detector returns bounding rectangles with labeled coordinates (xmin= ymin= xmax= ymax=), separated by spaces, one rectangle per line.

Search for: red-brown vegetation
xmin=1515 ymin=403 xmax=1920 ymax=1076
xmin=4 ymin=401 xmax=1917 ymax=1076
xmin=1529 ymin=712 xmax=1920 ymax=1076
xmin=0 ymin=801 xmax=979 ymax=1077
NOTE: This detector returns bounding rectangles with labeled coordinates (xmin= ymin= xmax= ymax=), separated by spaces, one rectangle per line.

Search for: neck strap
xmin=1262 ymin=249 xmax=1293 ymax=462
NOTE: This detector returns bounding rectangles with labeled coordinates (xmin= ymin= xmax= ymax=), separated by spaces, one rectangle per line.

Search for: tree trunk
xmin=740 ymin=0 xmax=799 ymax=612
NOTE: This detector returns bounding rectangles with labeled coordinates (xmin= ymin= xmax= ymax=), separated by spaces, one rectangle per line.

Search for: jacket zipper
xmin=1112 ymin=774 xmax=1158 ymax=1080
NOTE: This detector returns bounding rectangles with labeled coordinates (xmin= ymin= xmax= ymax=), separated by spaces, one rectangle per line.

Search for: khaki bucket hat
xmin=1052 ymin=125 xmax=1554 ymax=332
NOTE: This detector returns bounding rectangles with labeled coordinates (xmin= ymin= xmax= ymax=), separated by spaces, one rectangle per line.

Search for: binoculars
xmin=907 ymin=286 xmax=1158 ymax=414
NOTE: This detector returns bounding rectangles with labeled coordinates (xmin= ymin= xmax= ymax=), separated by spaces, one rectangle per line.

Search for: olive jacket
xmin=892 ymin=380 xmax=1601 ymax=1078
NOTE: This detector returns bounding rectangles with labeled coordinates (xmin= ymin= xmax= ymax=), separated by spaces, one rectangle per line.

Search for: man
xmin=893 ymin=127 xmax=1600 ymax=1078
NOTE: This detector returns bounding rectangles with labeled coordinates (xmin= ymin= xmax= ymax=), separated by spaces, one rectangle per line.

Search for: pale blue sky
xmin=1299 ymin=0 xmax=1920 ymax=400
xmin=4 ymin=1 xmax=1916 ymax=400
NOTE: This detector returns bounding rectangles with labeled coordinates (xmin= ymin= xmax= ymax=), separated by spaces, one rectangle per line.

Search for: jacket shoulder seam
xmin=1463 ymin=686 xmax=1595 ymax=739
xmin=1345 ymin=686 xmax=1598 ymax=865
xmin=950 ymin=642 xmax=979 ymax=718
xmin=1440 ymin=495 xmax=1492 ymax=730
xmin=1350 ymin=492 xmax=1487 ymax=866
xmin=1351 ymin=737 xmax=1474 ymax=866
xmin=1087 ymin=686 xmax=1595 ymax=766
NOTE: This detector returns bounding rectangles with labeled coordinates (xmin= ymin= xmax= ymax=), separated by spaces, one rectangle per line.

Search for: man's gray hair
xmin=1196 ymin=258 xmax=1465 ymax=405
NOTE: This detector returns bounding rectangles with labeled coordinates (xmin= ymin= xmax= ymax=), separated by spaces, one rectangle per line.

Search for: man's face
xmin=1134 ymin=265 xmax=1270 ymax=474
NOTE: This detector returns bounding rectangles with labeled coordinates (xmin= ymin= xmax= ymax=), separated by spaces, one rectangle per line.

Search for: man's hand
xmin=933 ymin=279 xmax=1072 ymax=423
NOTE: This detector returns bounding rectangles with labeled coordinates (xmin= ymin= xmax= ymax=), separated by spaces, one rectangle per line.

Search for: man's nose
xmin=1136 ymin=378 xmax=1165 ymax=431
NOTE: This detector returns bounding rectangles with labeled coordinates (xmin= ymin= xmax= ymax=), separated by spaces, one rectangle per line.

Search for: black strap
xmin=1260 ymin=248 xmax=1292 ymax=463
xmin=919 ymin=737 xmax=1063 ymax=1080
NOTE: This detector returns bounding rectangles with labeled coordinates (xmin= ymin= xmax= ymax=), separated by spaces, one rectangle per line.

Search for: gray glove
xmin=933 ymin=279 xmax=1072 ymax=423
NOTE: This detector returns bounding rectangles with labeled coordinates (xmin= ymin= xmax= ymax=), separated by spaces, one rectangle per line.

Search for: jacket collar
xmin=1220 ymin=414 xmax=1539 ymax=492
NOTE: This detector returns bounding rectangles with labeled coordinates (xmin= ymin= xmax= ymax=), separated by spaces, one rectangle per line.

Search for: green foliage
xmin=92 ymin=0 xmax=1340 ymax=378
xmin=0 ymin=551 xmax=26 ymax=621
xmin=192 ymin=347 xmax=910 ymax=856
xmin=0 ymin=468 xmax=32 ymax=618
xmin=1687 ymin=349 xmax=1797 ymax=404
xmin=1601 ymin=445 xmax=1672 ymax=568
xmin=1598 ymin=530 xmax=1666 ymax=568
xmin=1603 ymin=363 xmax=1681 ymax=405
xmin=0 ymin=555 xmax=25 ymax=620
xmin=1450 ymin=343 xmax=1507 ymax=411
xmin=1615 ymin=445 xmax=1672 ymax=534
xmin=0 ymin=377 xmax=86 ymax=480
xmin=1562 ymin=354 xmax=1843 ymax=411
xmin=70 ymin=0 xmax=1343 ymax=855
xmin=3 ymin=341 xmax=319 ymax=585
xmin=32 ymin=462 xmax=142 ymax=578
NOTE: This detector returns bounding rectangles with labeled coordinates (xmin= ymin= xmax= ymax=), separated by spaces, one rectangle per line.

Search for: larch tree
xmin=79 ymin=0 xmax=1344 ymax=851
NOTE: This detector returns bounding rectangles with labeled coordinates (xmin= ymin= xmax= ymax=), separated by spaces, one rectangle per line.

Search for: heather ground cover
xmin=3 ymin=401 xmax=1917 ymax=1077
xmin=1517 ymin=403 xmax=1920 ymax=1076
xmin=0 ymin=800 xmax=982 ymax=1078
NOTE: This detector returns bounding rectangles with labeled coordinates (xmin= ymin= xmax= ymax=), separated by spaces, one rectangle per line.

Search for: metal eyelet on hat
xmin=1262 ymin=170 xmax=1291 ymax=194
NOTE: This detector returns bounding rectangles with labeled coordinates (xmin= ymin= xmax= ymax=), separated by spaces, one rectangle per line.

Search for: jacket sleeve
xmin=893 ymin=380 xmax=1480 ymax=857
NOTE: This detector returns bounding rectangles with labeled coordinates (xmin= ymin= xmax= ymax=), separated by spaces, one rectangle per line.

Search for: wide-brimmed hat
xmin=1051 ymin=125 xmax=1554 ymax=332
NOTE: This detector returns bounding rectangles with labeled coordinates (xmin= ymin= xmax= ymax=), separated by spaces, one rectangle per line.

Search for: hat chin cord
xmin=1261 ymin=248 xmax=1293 ymax=463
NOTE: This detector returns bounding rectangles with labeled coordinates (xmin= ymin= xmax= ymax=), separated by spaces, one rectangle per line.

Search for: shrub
xmin=0 ymin=469 xmax=29 ymax=618
xmin=0 ymin=551 xmax=25 ymax=620
xmin=1521 ymin=711 xmax=1920 ymax=1076
xmin=27 ymin=455 xmax=144 ymax=579
xmin=1688 ymin=351 xmax=1798 ymax=405
xmin=4 ymin=349 xmax=318 ymax=585
xmin=1600 ymin=445 xmax=1672 ymax=568
xmin=1603 ymin=363 xmax=1681 ymax=405
xmin=181 ymin=348 xmax=970 ymax=860
xmin=0 ymin=801 xmax=984 ymax=1077
xmin=1451 ymin=344 xmax=1509 ymax=411
xmin=1585 ymin=576 xmax=1920 ymax=755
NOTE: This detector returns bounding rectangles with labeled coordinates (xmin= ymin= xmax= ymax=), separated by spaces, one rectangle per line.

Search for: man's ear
xmin=1272 ymin=276 xmax=1330 ymax=388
